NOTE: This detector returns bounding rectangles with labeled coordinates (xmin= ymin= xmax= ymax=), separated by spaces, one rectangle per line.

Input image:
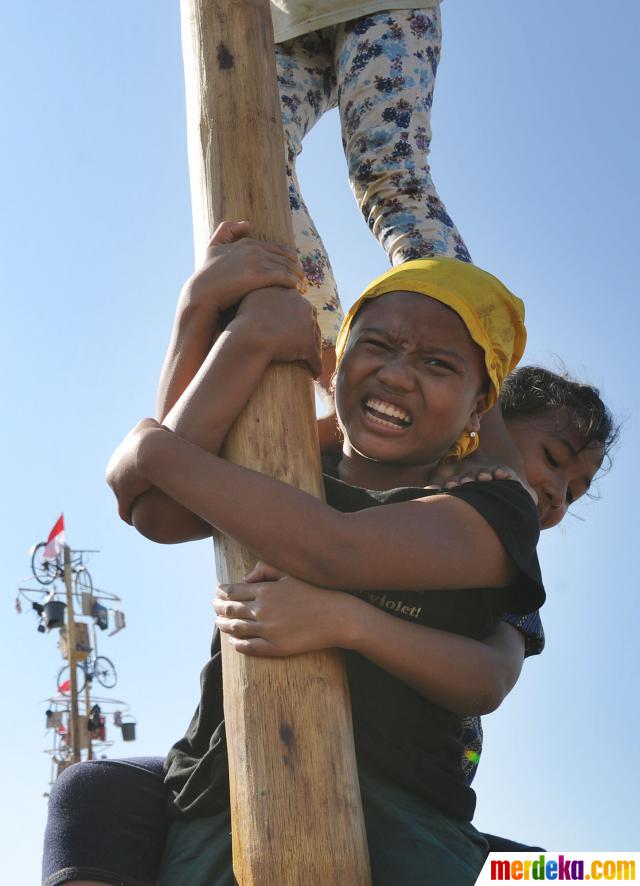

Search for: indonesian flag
xmin=43 ymin=514 xmax=66 ymax=560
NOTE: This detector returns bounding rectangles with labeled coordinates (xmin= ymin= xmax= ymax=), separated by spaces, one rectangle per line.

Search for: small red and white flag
xmin=43 ymin=514 xmax=66 ymax=561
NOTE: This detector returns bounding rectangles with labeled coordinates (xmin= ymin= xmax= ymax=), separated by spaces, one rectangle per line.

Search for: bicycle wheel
xmin=57 ymin=664 xmax=86 ymax=696
xmin=31 ymin=542 xmax=60 ymax=585
xmin=94 ymin=656 xmax=117 ymax=689
xmin=74 ymin=566 xmax=93 ymax=595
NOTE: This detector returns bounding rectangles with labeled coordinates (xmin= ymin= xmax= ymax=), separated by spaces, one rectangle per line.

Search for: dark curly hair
xmin=500 ymin=366 xmax=619 ymax=465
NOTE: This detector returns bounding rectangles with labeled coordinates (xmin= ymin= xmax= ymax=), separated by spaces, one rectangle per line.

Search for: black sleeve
xmin=444 ymin=479 xmax=545 ymax=616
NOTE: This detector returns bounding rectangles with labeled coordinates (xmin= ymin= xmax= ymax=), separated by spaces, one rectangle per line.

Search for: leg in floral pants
xmin=276 ymin=7 xmax=471 ymax=347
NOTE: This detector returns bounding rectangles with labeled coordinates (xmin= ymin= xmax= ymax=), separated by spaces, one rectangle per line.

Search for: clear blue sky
xmin=2 ymin=2 xmax=638 ymax=881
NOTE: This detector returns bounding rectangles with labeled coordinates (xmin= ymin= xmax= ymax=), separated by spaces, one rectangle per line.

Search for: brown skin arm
xmin=215 ymin=566 xmax=525 ymax=716
xmin=346 ymin=603 xmax=525 ymax=715
xmin=134 ymin=220 xmax=332 ymax=543
xmin=142 ymin=311 xmax=338 ymax=543
xmin=156 ymin=220 xmax=306 ymax=422
xmin=131 ymin=287 xmax=322 ymax=543
xmin=135 ymin=315 xmax=272 ymax=543
xmin=107 ymin=421 xmax=516 ymax=592
xmin=133 ymin=220 xmax=320 ymax=543
xmin=155 ymin=287 xmax=222 ymax=425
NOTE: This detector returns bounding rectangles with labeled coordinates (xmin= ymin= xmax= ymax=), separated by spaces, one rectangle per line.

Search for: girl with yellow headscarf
xmin=103 ymin=248 xmax=544 ymax=885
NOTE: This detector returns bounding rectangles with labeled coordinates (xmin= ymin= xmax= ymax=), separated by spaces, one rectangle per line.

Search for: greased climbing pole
xmin=179 ymin=1 xmax=371 ymax=883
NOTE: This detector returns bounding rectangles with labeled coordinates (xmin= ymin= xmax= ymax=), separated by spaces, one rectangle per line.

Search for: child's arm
xmin=129 ymin=288 xmax=321 ymax=542
xmin=214 ymin=567 xmax=525 ymax=717
xmin=156 ymin=220 xmax=305 ymax=421
xmin=345 ymin=605 xmax=524 ymax=716
xmin=126 ymin=221 xmax=319 ymax=543
xmin=107 ymin=419 xmax=527 ymax=593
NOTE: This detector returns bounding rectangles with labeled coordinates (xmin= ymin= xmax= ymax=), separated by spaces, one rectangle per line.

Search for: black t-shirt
xmin=164 ymin=474 xmax=544 ymax=822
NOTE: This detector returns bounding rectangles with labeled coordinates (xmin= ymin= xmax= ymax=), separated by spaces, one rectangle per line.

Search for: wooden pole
xmin=179 ymin=2 xmax=370 ymax=883
xmin=62 ymin=545 xmax=81 ymax=764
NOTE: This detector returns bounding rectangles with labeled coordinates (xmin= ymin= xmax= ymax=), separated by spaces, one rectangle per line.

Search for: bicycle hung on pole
xmin=57 ymin=650 xmax=118 ymax=696
xmin=56 ymin=605 xmax=118 ymax=696
xmin=31 ymin=542 xmax=95 ymax=592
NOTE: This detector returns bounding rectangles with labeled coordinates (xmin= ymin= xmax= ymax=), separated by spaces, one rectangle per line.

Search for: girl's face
xmin=335 ymin=292 xmax=488 ymax=485
xmin=506 ymin=409 xmax=605 ymax=529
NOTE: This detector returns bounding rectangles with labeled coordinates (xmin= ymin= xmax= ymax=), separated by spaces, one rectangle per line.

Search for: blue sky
xmin=2 ymin=2 xmax=638 ymax=881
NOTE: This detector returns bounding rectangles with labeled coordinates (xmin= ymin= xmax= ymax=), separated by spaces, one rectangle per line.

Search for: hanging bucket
xmin=44 ymin=600 xmax=66 ymax=629
xmin=121 ymin=719 xmax=137 ymax=742
xmin=46 ymin=710 xmax=63 ymax=729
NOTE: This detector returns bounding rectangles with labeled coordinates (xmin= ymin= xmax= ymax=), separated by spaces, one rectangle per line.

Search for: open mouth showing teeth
xmin=363 ymin=397 xmax=412 ymax=429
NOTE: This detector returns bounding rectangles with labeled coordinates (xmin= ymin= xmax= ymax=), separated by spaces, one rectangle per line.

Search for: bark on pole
xmin=179 ymin=1 xmax=371 ymax=883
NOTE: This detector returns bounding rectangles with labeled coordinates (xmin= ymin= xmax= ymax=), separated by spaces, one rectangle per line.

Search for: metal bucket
xmin=121 ymin=720 xmax=137 ymax=742
xmin=46 ymin=710 xmax=63 ymax=729
xmin=44 ymin=600 xmax=66 ymax=629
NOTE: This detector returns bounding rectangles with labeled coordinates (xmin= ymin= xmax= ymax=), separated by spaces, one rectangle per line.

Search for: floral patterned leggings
xmin=276 ymin=7 xmax=471 ymax=346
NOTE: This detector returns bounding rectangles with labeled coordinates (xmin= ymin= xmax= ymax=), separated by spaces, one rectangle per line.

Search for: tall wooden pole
xmin=179 ymin=2 xmax=370 ymax=884
xmin=63 ymin=545 xmax=81 ymax=764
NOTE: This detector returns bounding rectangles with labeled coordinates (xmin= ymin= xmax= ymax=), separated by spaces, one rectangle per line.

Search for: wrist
xmin=228 ymin=311 xmax=278 ymax=362
xmin=332 ymin=592 xmax=370 ymax=651
xmin=137 ymin=426 xmax=171 ymax=480
xmin=178 ymin=278 xmax=223 ymax=328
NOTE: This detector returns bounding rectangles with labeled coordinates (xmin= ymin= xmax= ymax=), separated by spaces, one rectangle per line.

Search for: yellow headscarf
xmin=335 ymin=257 xmax=526 ymax=459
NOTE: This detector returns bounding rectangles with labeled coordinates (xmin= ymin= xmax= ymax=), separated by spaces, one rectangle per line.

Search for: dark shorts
xmin=159 ymin=765 xmax=490 ymax=886
xmin=42 ymin=756 xmax=544 ymax=885
xmin=42 ymin=757 xmax=169 ymax=886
